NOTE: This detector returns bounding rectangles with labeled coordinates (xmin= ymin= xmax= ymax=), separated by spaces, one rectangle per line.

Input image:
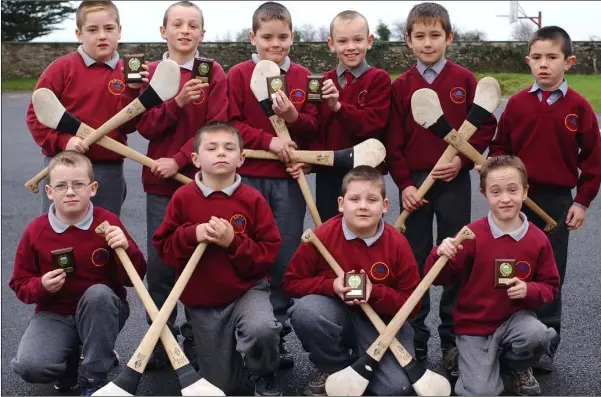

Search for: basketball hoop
xmin=497 ymin=0 xmax=541 ymax=29
xmin=509 ymin=1 xmax=518 ymax=23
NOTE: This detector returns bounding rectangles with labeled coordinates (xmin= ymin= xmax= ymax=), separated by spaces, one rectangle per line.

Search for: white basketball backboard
xmin=509 ymin=1 xmax=519 ymax=23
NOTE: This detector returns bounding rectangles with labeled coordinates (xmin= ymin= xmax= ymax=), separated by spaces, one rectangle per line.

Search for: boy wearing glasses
xmin=9 ymin=151 xmax=147 ymax=394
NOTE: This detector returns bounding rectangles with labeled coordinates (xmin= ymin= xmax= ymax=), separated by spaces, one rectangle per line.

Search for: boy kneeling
xmin=426 ymin=155 xmax=559 ymax=396
xmin=10 ymin=151 xmax=147 ymax=395
xmin=282 ymin=166 xmax=421 ymax=396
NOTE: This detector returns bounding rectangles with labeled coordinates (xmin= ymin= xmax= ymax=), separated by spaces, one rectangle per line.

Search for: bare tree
xmin=391 ymin=20 xmax=406 ymax=41
xmin=452 ymin=25 xmax=487 ymax=41
xmin=317 ymin=25 xmax=329 ymax=42
xmin=235 ymin=28 xmax=250 ymax=42
xmin=296 ymin=24 xmax=318 ymax=42
xmin=589 ymin=34 xmax=600 ymax=41
xmin=511 ymin=21 xmax=536 ymax=41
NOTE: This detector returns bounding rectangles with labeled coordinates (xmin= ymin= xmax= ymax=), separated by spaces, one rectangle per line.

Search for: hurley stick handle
xmin=301 ymin=229 xmax=415 ymax=366
xmin=365 ymin=226 xmax=476 ymax=362
xmin=94 ymin=222 xmax=191 ymax=370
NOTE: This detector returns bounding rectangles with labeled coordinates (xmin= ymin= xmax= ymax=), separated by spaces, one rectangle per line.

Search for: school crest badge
xmin=230 ymin=214 xmax=247 ymax=234
xmin=450 ymin=87 xmax=466 ymax=104
xmin=357 ymin=90 xmax=368 ymax=106
xmin=565 ymin=114 xmax=578 ymax=132
xmin=108 ymin=79 xmax=125 ymax=95
xmin=370 ymin=262 xmax=390 ymax=281
xmin=289 ymin=88 xmax=306 ymax=104
xmin=91 ymin=248 xmax=110 ymax=267
xmin=193 ymin=88 xmax=206 ymax=105
xmin=515 ymin=261 xmax=532 ymax=280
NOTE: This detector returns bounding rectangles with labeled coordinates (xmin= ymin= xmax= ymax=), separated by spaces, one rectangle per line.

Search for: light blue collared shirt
xmin=529 ymin=79 xmax=568 ymax=105
xmin=48 ymin=202 xmax=94 ymax=234
xmin=487 ymin=211 xmax=529 ymax=241
xmin=416 ymin=58 xmax=447 ymax=84
xmin=336 ymin=59 xmax=370 ymax=88
xmin=195 ymin=173 xmax=242 ymax=197
xmin=77 ymin=45 xmax=119 ymax=70
xmin=251 ymin=54 xmax=291 ymax=73
xmin=341 ymin=217 xmax=385 ymax=247
xmin=162 ymin=51 xmax=200 ymax=71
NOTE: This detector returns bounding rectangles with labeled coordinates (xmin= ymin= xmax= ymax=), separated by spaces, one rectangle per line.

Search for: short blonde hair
xmin=163 ymin=1 xmax=204 ymax=28
xmin=341 ymin=165 xmax=386 ymax=199
xmin=47 ymin=151 xmax=94 ymax=185
xmin=329 ymin=10 xmax=369 ymax=38
xmin=76 ymin=1 xmax=120 ymax=29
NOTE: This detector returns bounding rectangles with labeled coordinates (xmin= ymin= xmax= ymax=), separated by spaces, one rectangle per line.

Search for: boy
xmin=135 ymin=0 xmax=228 ymax=369
xmin=282 ymin=165 xmax=421 ymax=396
xmin=488 ymin=26 xmax=601 ymax=371
xmin=383 ymin=2 xmax=497 ymax=374
xmin=9 ymin=151 xmax=147 ymax=395
xmin=227 ymin=1 xmax=320 ymax=369
xmin=26 ymin=1 xmax=142 ymax=217
xmin=152 ymin=122 xmax=283 ymax=396
xmin=313 ymin=10 xmax=391 ymax=222
xmin=425 ymin=155 xmax=559 ymax=396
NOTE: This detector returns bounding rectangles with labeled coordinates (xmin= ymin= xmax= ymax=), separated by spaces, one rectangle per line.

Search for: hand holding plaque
xmin=344 ymin=272 xmax=367 ymax=301
xmin=123 ymin=54 xmax=145 ymax=84
xmin=494 ymin=259 xmax=516 ymax=288
xmin=267 ymin=75 xmax=288 ymax=101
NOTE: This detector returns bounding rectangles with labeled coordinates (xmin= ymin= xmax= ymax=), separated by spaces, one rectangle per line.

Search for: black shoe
xmin=532 ymin=352 xmax=554 ymax=373
xmin=146 ymin=343 xmax=169 ymax=370
xmin=505 ymin=367 xmax=541 ymax=396
xmin=442 ymin=347 xmax=459 ymax=379
xmin=415 ymin=347 xmax=428 ymax=362
xmin=79 ymin=377 xmax=107 ymax=396
xmin=278 ymin=337 xmax=294 ymax=369
xmin=253 ymin=373 xmax=282 ymax=396
xmin=55 ymin=347 xmax=81 ymax=391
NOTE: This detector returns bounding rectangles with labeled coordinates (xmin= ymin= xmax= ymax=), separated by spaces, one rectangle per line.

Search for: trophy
xmin=306 ymin=76 xmax=324 ymax=103
xmin=123 ymin=54 xmax=144 ymax=84
xmin=494 ymin=259 xmax=516 ymax=288
xmin=192 ymin=57 xmax=214 ymax=83
xmin=51 ymin=247 xmax=76 ymax=274
xmin=267 ymin=75 xmax=288 ymax=100
xmin=344 ymin=272 xmax=367 ymax=301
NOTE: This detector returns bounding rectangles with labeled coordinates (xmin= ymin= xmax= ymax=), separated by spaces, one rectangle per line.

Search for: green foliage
xmin=2 ymin=1 xmax=76 ymax=42
xmin=375 ymin=20 xmax=391 ymax=41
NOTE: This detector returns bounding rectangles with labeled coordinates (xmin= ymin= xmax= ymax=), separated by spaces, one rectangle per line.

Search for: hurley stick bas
xmin=250 ymin=60 xmax=322 ymax=226
xmin=94 ymin=222 xmax=222 ymax=396
xmin=324 ymin=226 xmax=476 ymax=396
xmin=31 ymin=88 xmax=193 ymax=187
xmin=92 ymin=242 xmax=214 ymax=396
xmin=243 ymin=138 xmax=386 ymax=169
xmin=393 ymin=77 xmax=501 ymax=233
xmin=25 ymin=59 xmax=181 ymax=193
xmin=409 ymin=88 xmax=558 ymax=233
xmin=301 ymin=229 xmax=451 ymax=396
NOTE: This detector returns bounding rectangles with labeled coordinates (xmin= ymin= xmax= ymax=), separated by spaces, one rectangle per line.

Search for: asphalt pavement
xmin=1 ymin=92 xmax=600 ymax=396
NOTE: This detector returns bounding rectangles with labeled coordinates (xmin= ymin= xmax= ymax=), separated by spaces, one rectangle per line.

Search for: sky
xmin=33 ymin=1 xmax=601 ymax=42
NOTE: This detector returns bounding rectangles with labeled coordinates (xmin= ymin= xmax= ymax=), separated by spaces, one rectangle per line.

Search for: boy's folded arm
xmin=574 ymin=106 xmax=601 ymax=207
xmin=281 ymin=240 xmax=336 ymax=298
xmin=334 ymin=72 xmax=392 ymax=138
xmin=524 ymin=239 xmax=560 ymax=308
xmin=205 ymin=63 xmax=229 ymax=123
xmin=26 ymin=68 xmax=71 ymax=154
xmin=488 ymin=102 xmax=513 ymax=158
xmin=384 ymin=92 xmax=413 ymax=190
xmin=286 ymin=102 xmax=320 ymax=140
xmin=136 ymin=97 xmax=185 ymax=140
xmin=9 ymin=227 xmax=53 ymax=304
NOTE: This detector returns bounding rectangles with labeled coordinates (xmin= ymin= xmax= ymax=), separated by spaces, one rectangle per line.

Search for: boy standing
xmin=26 ymin=1 xmax=141 ymax=217
xmin=152 ymin=122 xmax=283 ymax=396
xmin=488 ymin=26 xmax=601 ymax=371
xmin=384 ymin=2 xmax=497 ymax=373
xmin=9 ymin=151 xmax=147 ymax=395
xmin=313 ymin=10 xmax=391 ymax=221
xmin=426 ymin=155 xmax=559 ymax=396
xmin=282 ymin=166 xmax=421 ymax=396
xmin=227 ymin=1 xmax=320 ymax=369
xmin=135 ymin=0 xmax=228 ymax=369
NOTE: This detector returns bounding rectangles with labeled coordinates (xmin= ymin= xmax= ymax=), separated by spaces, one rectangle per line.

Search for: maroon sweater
xmin=227 ymin=59 xmax=320 ymax=178
xmin=424 ymin=217 xmax=559 ymax=336
xmin=136 ymin=60 xmax=228 ymax=197
xmin=314 ymin=67 xmax=391 ymax=151
xmin=489 ymin=87 xmax=601 ymax=207
xmin=152 ymin=179 xmax=281 ymax=307
xmin=385 ymin=61 xmax=498 ymax=190
xmin=26 ymin=52 xmax=138 ymax=163
xmin=282 ymin=214 xmax=421 ymax=319
xmin=9 ymin=207 xmax=147 ymax=315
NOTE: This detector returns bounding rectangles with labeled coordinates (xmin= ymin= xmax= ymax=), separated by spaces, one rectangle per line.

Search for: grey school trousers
xmin=404 ymin=169 xmax=471 ymax=351
xmin=454 ymin=310 xmax=556 ymax=396
xmin=241 ymin=177 xmax=306 ymax=327
xmin=11 ymin=285 xmax=128 ymax=384
xmin=41 ymin=157 xmax=127 ymax=217
xmin=186 ymin=279 xmax=281 ymax=395
xmin=289 ymin=295 xmax=415 ymax=396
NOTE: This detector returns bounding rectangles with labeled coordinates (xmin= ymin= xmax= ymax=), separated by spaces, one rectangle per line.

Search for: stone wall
xmin=2 ymin=41 xmax=600 ymax=79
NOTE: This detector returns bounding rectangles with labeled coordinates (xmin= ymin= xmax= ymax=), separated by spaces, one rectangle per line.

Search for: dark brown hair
xmin=252 ymin=2 xmax=292 ymax=32
xmin=329 ymin=10 xmax=369 ymax=38
xmin=47 ymin=151 xmax=94 ymax=185
xmin=193 ymin=121 xmax=244 ymax=153
xmin=405 ymin=2 xmax=452 ymax=38
xmin=162 ymin=1 xmax=204 ymax=28
xmin=479 ymin=155 xmax=528 ymax=192
xmin=341 ymin=165 xmax=386 ymax=199
xmin=76 ymin=1 xmax=120 ymax=29
xmin=528 ymin=25 xmax=572 ymax=58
